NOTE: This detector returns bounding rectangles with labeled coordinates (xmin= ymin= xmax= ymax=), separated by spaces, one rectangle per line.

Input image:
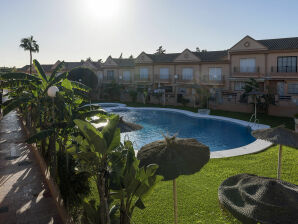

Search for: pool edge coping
xmin=99 ymin=103 xmax=273 ymax=158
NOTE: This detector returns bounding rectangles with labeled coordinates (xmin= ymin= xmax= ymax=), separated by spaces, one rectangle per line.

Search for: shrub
xmin=68 ymin=67 xmax=98 ymax=89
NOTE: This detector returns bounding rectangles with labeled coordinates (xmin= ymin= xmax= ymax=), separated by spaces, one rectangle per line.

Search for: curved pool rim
xmin=98 ymin=103 xmax=272 ymax=158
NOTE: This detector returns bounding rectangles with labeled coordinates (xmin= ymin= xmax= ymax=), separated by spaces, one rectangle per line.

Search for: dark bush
xmin=68 ymin=67 xmax=98 ymax=89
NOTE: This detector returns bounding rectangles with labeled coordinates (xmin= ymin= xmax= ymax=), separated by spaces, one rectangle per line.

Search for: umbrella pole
xmin=277 ymin=144 xmax=282 ymax=180
xmin=173 ymin=179 xmax=178 ymax=224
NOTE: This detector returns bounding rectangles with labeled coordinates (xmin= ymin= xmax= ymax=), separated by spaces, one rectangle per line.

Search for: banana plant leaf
xmin=49 ymin=61 xmax=64 ymax=82
xmin=26 ymin=129 xmax=55 ymax=144
xmin=3 ymin=96 xmax=32 ymax=116
xmin=33 ymin=59 xmax=48 ymax=84
xmin=0 ymin=72 xmax=41 ymax=82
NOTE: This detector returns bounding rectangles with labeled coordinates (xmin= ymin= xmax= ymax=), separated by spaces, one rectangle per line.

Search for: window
xmin=240 ymin=58 xmax=256 ymax=73
xmin=97 ymin=71 xmax=103 ymax=80
xmin=123 ymin=71 xmax=131 ymax=81
xmin=234 ymin=82 xmax=246 ymax=91
xmin=182 ymin=68 xmax=193 ymax=80
xmin=277 ymin=56 xmax=297 ymax=72
xmin=209 ymin=68 xmax=222 ymax=81
xmin=288 ymin=83 xmax=298 ymax=94
xmin=140 ymin=68 xmax=149 ymax=80
xmin=107 ymin=70 xmax=114 ymax=80
xmin=160 ymin=68 xmax=169 ymax=80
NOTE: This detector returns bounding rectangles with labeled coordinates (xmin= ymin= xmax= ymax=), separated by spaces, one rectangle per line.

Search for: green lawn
xmin=132 ymin=146 xmax=298 ymax=224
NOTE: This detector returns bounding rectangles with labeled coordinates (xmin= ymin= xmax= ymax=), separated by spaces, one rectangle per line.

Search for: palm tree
xmin=155 ymin=46 xmax=166 ymax=55
xmin=20 ymin=36 xmax=39 ymax=74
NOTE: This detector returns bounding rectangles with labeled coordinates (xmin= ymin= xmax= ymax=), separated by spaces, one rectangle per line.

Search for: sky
xmin=1 ymin=0 xmax=298 ymax=67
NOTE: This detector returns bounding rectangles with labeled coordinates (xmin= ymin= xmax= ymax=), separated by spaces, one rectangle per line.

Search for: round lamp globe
xmin=47 ymin=86 xmax=59 ymax=98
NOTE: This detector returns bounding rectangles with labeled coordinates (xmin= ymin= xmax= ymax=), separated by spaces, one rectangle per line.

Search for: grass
xmin=132 ymin=146 xmax=298 ymax=224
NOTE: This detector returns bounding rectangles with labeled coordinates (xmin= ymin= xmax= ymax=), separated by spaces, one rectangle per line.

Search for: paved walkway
xmin=0 ymin=111 xmax=61 ymax=224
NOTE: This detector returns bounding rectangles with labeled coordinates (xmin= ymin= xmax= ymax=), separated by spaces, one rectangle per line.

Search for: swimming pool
xmin=100 ymin=104 xmax=259 ymax=152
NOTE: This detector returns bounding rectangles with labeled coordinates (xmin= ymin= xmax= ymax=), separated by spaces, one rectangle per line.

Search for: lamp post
xmin=47 ymin=86 xmax=59 ymax=178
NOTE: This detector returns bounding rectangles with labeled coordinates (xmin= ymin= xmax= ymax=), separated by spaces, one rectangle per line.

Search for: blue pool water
xmin=109 ymin=108 xmax=256 ymax=151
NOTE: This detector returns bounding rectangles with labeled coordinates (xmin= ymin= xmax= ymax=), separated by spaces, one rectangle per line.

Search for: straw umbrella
xmin=252 ymin=126 xmax=298 ymax=179
xmin=137 ymin=136 xmax=210 ymax=224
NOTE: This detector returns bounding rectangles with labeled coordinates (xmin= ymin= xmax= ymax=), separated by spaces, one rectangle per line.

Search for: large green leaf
xmin=50 ymin=72 xmax=68 ymax=85
xmin=102 ymin=115 xmax=119 ymax=147
xmin=26 ymin=129 xmax=54 ymax=144
xmin=3 ymin=96 xmax=31 ymax=116
xmin=0 ymin=80 xmax=38 ymax=89
xmin=33 ymin=59 xmax=48 ymax=83
xmin=77 ymin=104 xmax=102 ymax=112
xmin=74 ymin=119 xmax=108 ymax=154
xmin=61 ymin=78 xmax=73 ymax=90
xmin=107 ymin=128 xmax=120 ymax=152
xmin=0 ymin=72 xmax=41 ymax=82
xmin=49 ymin=61 xmax=64 ymax=81
xmin=70 ymin=81 xmax=91 ymax=92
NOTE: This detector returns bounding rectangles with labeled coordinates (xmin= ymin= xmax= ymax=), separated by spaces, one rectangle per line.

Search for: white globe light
xmin=47 ymin=86 xmax=59 ymax=98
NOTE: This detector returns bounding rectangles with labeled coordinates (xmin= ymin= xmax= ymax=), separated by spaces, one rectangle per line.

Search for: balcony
xmin=175 ymin=74 xmax=195 ymax=83
xmin=134 ymin=74 xmax=151 ymax=83
xmin=119 ymin=77 xmax=132 ymax=84
xmin=200 ymin=75 xmax=225 ymax=85
xmin=103 ymin=75 xmax=116 ymax=83
xmin=232 ymin=66 xmax=261 ymax=78
xmin=269 ymin=66 xmax=298 ymax=79
xmin=154 ymin=74 xmax=172 ymax=83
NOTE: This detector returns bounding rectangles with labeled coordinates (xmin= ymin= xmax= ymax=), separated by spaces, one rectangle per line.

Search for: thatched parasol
xmin=252 ymin=125 xmax=298 ymax=179
xmin=137 ymin=136 xmax=210 ymax=224
xmin=218 ymin=173 xmax=298 ymax=223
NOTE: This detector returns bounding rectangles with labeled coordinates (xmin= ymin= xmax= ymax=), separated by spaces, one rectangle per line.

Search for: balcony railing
xmin=270 ymin=66 xmax=298 ymax=73
xmin=233 ymin=66 xmax=260 ymax=73
xmin=134 ymin=74 xmax=151 ymax=82
xmin=154 ymin=74 xmax=172 ymax=83
xmin=269 ymin=66 xmax=298 ymax=79
xmin=175 ymin=74 xmax=195 ymax=83
xmin=119 ymin=77 xmax=132 ymax=84
xmin=200 ymin=75 xmax=225 ymax=85
xmin=103 ymin=76 xmax=116 ymax=82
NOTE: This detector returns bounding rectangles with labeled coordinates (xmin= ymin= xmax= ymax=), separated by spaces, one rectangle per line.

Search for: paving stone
xmin=0 ymin=111 xmax=62 ymax=224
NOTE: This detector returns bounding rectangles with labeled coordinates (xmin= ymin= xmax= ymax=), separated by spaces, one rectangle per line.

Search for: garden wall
xmin=209 ymin=103 xmax=253 ymax=113
xmin=268 ymin=105 xmax=298 ymax=117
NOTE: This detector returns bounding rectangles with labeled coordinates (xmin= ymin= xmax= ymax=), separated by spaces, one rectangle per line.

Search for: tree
xmin=19 ymin=36 xmax=39 ymax=74
xmin=129 ymin=55 xmax=133 ymax=59
xmin=155 ymin=46 xmax=166 ymax=55
xmin=196 ymin=47 xmax=200 ymax=52
xmin=119 ymin=53 xmax=123 ymax=59
xmin=68 ymin=67 xmax=98 ymax=89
